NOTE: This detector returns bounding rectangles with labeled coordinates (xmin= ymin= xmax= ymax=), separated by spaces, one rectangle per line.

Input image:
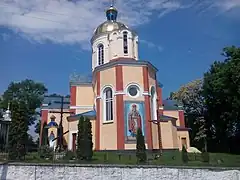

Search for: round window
xmin=128 ymin=85 xmax=139 ymax=97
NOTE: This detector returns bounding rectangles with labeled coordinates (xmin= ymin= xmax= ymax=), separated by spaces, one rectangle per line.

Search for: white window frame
xmin=126 ymin=83 xmax=141 ymax=98
xmin=123 ymin=31 xmax=128 ymax=54
xmin=98 ymin=44 xmax=104 ymax=65
xmin=103 ymin=87 xmax=114 ymax=123
xmin=150 ymin=86 xmax=157 ymax=120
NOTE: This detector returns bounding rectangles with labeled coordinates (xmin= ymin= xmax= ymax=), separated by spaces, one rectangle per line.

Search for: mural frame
xmin=124 ymin=101 xmax=146 ymax=144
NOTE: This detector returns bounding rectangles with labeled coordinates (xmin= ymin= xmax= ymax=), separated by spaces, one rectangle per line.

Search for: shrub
xmin=76 ymin=116 xmax=93 ymax=160
xmin=181 ymin=145 xmax=188 ymax=163
xmin=201 ymin=149 xmax=210 ymax=163
xmin=63 ymin=150 xmax=76 ymax=160
xmin=84 ymin=118 xmax=93 ymax=160
xmin=136 ymin=128 xmax=146 ymax=163
xmin=38 ymin=145 xmax=53 ymax=159
xmin=77 ymin=116 xmax=85 ymax=160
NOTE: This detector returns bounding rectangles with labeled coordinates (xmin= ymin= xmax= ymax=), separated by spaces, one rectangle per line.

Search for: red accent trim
xmin=178 ymin=110 xmax=185 ymax=127
xmin=95 ymin=72 xmax=101 ymax=150
xmin=142 ymin=66 xmax=153 ymax=149
xmin=116 ymin=65 xmax=125 ymax=150
xmin=70 ymin=86 xmax=77 ymax=114
xmin=40 ymin=109 xmax=48 ymax=145
xmin=157 ymin=86 xmax=163 ymax=107
xmin=72 ymin=133 xmax=77 ymax=152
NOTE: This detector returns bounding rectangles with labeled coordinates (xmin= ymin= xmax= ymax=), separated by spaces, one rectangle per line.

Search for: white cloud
xmin=140 ymin=39 xmax=163 ymax=52
xmin=196 ymin=0 xmax=240 ymax=16
xmin=0 ymin=0 xmax=239 ymax=49
xmin=1 ymin=32 xmax=11 ymax=41
xmin=214 ymin=0 xmax=240 ymax=12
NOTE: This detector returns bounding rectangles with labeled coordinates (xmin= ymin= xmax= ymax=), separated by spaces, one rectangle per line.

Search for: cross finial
xmin=110 ymin=0 xmax=115 ymax=7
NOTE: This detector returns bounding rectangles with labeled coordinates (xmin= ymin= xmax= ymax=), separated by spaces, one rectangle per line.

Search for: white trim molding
xmin=142 ymin=91 xmax=151 ymax=96
xmin=100 ymin=85 xmax=115 ymax=98
xmin=70 ymin=105 xmax=93 ymax=110
xmin=41 ymin=108 xmax=49 ymax=110
xmin=96 ymin=96 xmax=101 ymax=100
xmin=114 ymin=91 xmax=125 ymax=95
xmin=159 ymin=106 xmax=164 ymax=110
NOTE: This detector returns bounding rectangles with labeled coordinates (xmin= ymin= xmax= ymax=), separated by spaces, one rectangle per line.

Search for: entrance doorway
xmin=72 ymin=133 xmax=77 ymax=152
xmin=181 ymin=137 xmax=187 ymax=149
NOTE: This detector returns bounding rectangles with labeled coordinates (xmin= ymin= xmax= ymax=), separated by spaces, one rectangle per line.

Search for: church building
xmin=40 ymin=5 xmax=190 ymax=152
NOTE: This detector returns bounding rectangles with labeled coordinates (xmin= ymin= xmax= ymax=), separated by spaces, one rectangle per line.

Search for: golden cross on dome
xmin=110 ymin=0 xmax=115 ymax=7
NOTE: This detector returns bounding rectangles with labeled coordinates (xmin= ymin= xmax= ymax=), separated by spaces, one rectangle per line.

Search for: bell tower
xmin=91 ymin=5 xmax=139 ymax=71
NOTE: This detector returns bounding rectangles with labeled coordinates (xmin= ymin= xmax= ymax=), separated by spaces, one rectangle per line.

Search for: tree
xmin=181 ymin=145 xmax=188 ymax=163
xmin=77 ymin=116 xmax=85 ymax=160
xmin=8 ymin=100 xmax=28 ymax=160
xmin=136 ymin=128 xmax=146 ymax=163
xmin=76 ymin=116 xmax=93 ymax=160
xmin=34 ymin=119 xmax=41 ymax=145
xmin=41 ymin=122 xmax=48 ymax=146
xmin=202 ymin=46 xmax=240 ymax=153
xmin=48 ymin=93 xmax=62 ymax=97
xmin=170 ymin=79 xmax=207 ymax=150
xmin=26 ymin=135 xmax=38 ymax=152
xmin=84 ymin=117 xmax=93 ymax=160
xmin=1 ymin=79 xmax=47 ymax=126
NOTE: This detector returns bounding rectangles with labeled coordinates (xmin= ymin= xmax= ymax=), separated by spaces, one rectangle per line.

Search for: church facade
xmin=40 ymin=5 xmax=190 ymax=151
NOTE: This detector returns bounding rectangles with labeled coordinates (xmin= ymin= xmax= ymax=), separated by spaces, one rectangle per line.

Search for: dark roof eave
xmin=67 ymin=115 xmax=96 ymax=121
xmin=176 ymin=127 xmax=191 ymax=131
xmin=69 ymin=82 xmax=92 ymax=86
xmin=159 ymin=115 xmax=177 ymax=121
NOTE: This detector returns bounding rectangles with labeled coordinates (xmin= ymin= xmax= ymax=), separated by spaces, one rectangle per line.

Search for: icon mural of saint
xmin=127 ymin=104 xmax=142 ymax=140
xmin=49 ymin=131 xmax=55 ymax=148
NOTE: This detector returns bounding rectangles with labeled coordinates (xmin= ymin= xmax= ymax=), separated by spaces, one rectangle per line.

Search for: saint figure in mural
xmin=128 ymin=104 xmax=142 ymax=138
xmin=49 ymin=131 xmax=56 ymax=149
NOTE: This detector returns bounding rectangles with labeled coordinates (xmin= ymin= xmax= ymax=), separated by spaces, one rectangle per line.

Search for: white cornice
xmin=114 ymin=91 xmax=125 ymax=95
xmin=70 ymin=106 xmax=93 ymax=110
xmin=142 ymin=91 xmax=151 ymax=96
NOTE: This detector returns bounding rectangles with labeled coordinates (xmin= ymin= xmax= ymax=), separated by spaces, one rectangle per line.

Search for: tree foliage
xmin=1 ymin=79 xmax=47 ymax=126
xmin=77 ymin=116 xmax=85 ymax=160
xmin=8 ymin=100 xmax=28 ymax=160
xmin=84 ymin=118 xmax=93 ymax=160
xmin=170 ymin=46 xmax=240 ymax=153
xmin=181 ymin=145 xmax=188 ymax=163
xmin=202 ymin=46 xmax=240 ymax=153
xmin=76 ymin=116 xmax=93 ymax=160
xmin=41 ymin=122 xmax=48 ymax=146
xmin=136 ymin=128 xmax=146 ymax=163
xmin=170 ymin=79 xmax=207 ymax=150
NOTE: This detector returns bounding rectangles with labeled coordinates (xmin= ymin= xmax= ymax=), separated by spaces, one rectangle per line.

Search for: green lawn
xmin=11 ymin=151 xmax=240 ymax=167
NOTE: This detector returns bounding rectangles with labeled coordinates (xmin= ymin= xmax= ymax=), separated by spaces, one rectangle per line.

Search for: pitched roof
xmin=41 ymin=96 xmax=70 ymax=109
xmin=159 ymin=114 xmax=177 ymax=121
xmin=163 ymin=99 xmax=183 ymax=110
xmin=67 ymin=110 xmax=96 ymax=121
xmin=176 ymin=126 xmax=191 ymax=131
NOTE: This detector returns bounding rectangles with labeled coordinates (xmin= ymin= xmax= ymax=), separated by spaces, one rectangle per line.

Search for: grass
xmin=2 ymin=151 xmax=238 ymax=168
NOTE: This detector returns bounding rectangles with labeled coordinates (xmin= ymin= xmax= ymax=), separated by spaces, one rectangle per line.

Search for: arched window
xmin=150 ymin=87 xmax=157 ymax=120
xmin=98 ymin=44 xmax=104 ymax=65
xmin=123 ymin=31 xmax=128 ymax=54
xmin=103 ymin=87 xmax=113 ymax=121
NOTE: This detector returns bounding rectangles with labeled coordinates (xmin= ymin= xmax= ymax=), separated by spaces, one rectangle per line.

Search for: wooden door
xmin=72 ymin=133 xmax=77 ymax=152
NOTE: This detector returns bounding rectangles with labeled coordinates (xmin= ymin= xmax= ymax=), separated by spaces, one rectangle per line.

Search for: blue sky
xmin=0 ymin=0 xmax=240 ymax=99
